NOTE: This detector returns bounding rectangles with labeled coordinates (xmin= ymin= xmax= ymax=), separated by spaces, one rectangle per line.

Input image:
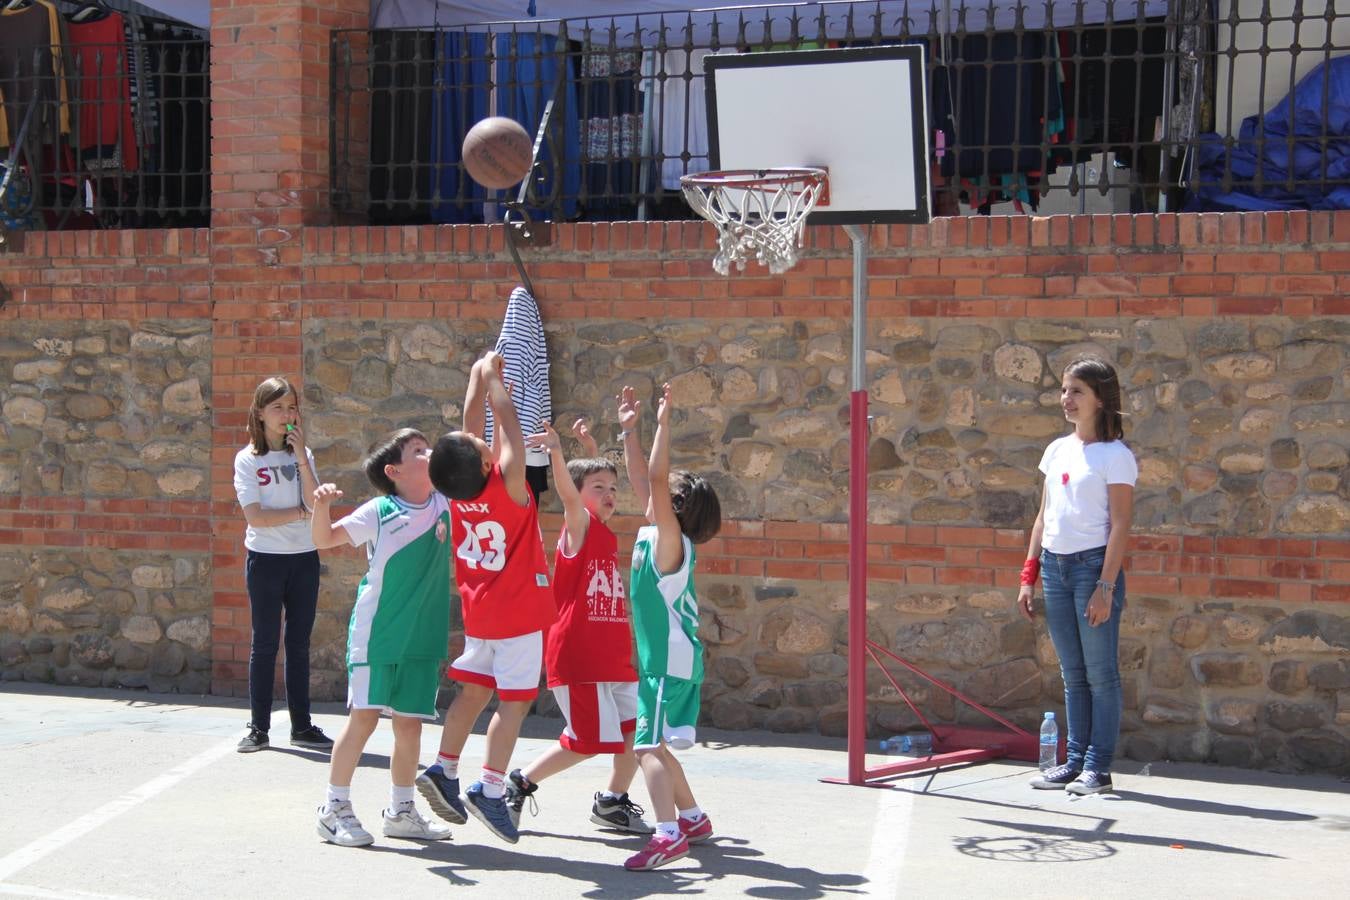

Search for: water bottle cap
xmin=1044 ymin=711 xmax=1054 ymax=718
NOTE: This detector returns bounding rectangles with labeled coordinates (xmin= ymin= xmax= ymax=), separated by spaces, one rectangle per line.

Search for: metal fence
xmin=0 ymin=26 xmax=209 ymax=233
xmin=332 ymin=0 xmax=1349 ymax=224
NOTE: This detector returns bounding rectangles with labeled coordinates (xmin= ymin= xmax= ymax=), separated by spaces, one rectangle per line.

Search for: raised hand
xmin=313 ymin=483 xmax=343 ymax=507
xmin=572 ymin=417 xmax=599 ymax=457
xmin=483 ymin=350 xmax=506 ymax=380
xmin=654 ymin=382 xmax=672 ymax=425
xmin=617 ymin=385 xmax=642 ymax=435
xmin=526 ymin=421 xmax=562 ymax=454
xmin=284 ymin=417 xmax=306 ymax=454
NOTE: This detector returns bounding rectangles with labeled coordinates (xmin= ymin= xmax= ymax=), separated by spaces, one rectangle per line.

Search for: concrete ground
xmin=0 ymin=683 xmax=1346 ymax=899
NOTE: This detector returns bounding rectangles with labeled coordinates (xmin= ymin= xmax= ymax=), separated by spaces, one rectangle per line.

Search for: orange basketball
xmin=462 ymin=117 xmax=534 ymax=190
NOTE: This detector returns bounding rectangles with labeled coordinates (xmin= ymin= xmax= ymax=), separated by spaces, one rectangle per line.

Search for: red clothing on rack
xmin=67 ymin=11 xmax=138 ymax=171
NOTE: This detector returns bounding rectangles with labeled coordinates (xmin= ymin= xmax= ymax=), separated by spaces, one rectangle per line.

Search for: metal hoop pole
xmin=842 ymin=223 xmax=869 ymax=786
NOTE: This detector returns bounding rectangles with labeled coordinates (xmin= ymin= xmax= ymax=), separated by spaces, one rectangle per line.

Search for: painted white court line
xmin=0 ymin=737 xmax=237 ymax=884
xmin=863 ymin=786 xmax=914 ymax=899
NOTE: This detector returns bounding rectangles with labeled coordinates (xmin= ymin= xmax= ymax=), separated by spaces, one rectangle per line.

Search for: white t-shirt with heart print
xmin=1038 ymin=435 xmax=1137 ymax=554
xmin=233 ymin=446 xmax=319 ymax=554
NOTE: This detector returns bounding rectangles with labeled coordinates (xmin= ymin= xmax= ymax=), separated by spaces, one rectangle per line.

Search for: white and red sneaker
xmin=623 ymin=833 xmax=690 ymax=870
xmin=679 ymin=813 xmax=713 ymax=844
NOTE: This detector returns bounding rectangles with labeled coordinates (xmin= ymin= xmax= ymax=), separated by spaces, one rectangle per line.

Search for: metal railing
xmin=0 ymin=33 xmax=210 ymax=233
xmin=331 ymin=0 xmax=1349 ymax=223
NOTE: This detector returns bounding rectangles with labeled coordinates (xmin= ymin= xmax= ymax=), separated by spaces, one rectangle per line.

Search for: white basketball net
xmin=680 ymin=168 xmax=826 ymax=275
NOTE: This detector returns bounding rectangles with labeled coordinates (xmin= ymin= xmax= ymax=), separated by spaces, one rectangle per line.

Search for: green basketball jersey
xmin=628 ymin=525 xmax=703 ymax=683
xmin=339 ymin=493 xmax=452 ymax=666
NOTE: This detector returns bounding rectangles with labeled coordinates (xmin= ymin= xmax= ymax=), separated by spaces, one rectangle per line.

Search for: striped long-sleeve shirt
xmin=484 ymin=285 xmax=551 ymax=466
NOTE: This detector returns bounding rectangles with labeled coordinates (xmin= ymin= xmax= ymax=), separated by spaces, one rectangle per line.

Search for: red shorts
xmin=551 ymin=681 xmax=637 ymax=755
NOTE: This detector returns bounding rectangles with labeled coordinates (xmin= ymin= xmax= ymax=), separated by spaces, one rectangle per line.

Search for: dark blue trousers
xmin=245 ymin=549 xmax=320 ymax=733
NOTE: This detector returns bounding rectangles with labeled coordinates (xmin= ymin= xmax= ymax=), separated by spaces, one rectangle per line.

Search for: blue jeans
xmin=245 ymin=550 xmax=320 ymax=733
xmin=1040 ymin=546 xmax=1124 ymax=773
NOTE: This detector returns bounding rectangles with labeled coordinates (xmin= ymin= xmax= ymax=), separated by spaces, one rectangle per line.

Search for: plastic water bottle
xmin=1039 ymin=712 xmax=1059 ymax=771
xmin=880 ymin=732 xmax=933 ymax=756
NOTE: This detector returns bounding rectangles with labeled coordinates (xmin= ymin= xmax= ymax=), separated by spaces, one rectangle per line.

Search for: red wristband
xmin=1020 ymin=558 xmax=1041 ymax=586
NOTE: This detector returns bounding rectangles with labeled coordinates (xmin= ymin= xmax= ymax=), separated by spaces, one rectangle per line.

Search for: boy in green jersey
xmin=623 ymin=384 xmax=722 ymax=871
xmin=309 ymin=428 xmax=454 ymax=847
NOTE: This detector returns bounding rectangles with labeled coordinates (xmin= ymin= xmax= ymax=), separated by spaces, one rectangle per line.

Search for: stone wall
xmin=0 ymin=319 xmax=214 ymax=691
xmin=295 ymin=311 xmax=1350 ymax=774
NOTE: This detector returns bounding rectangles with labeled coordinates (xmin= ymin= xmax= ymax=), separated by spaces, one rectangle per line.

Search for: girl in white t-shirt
xmin=231 ymin=376 xmax=331 ymax=754
xmin=1017 ymin=357 xmax=1137 ymax=796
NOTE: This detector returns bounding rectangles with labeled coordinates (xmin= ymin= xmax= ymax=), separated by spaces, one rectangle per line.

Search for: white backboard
xmin=705 ymin=45 xmax=931 ymax=225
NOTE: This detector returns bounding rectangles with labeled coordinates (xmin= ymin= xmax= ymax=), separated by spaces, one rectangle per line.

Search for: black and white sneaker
xmin=1066 ymin=770 xmax=1113 ymax=795
xmin=291 ymin=725 xmax=335 ymax=751
xmin=590 ymin=792 xmax=655 ymax=834
xmin=1029 ymin=764 xmax=1081 ymax=790
xmin=505 ymin=769 xmax=538 ymax=830
xmin=236 ymin=726 xmax=269 ymax=753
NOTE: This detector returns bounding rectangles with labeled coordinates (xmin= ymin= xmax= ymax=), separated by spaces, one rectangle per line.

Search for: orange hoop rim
xmin=680 ymin=167 xmax=826 ymax=189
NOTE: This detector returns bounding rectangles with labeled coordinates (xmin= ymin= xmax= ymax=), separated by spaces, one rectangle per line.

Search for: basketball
xmin=462 ymin=117 xmax=534 ymax=190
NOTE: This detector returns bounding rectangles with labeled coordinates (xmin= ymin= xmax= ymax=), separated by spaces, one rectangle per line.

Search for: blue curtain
xmin=496 ymin=32 xmax=579 ymax=219
xmin=430 ymin=31 xmax=580 ymax=223
xmin=430 ymin=31 xmax=492 ymax=224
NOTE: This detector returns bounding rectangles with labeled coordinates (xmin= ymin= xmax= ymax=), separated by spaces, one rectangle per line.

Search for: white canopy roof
xmin=123 ymin=1 xmax=1172 ymax=39
xmin=371 ymin=1 xmax=1171 ymax=35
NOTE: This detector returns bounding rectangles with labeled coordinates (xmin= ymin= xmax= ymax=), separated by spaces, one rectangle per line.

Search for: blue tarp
xmin=1188 ymin=55 xmax=1350 ymax=211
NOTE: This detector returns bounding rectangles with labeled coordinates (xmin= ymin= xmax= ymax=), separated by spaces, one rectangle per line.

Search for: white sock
xmin=435 ymin=753 xmax=459 ymax=778
xmin=601 ymin=790 xmax=623 ymax=801
xmin=390 ymin=784 xmax=415 ymax=810
xmin=326 ymin=784 xmax=350 ymax=807
xmin=678 ymin=805 xmax=703 ymax=821
xmin=481 ymin=767 xmax=506 ymax=799
xmin=657 ymin=821 xmax=680 ymax=842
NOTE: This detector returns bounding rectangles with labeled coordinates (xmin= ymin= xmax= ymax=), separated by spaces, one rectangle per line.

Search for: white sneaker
xmin=316 ymin=801 xmax=374 ymax=847
xmin=383 ymin=805 xmax=453 ymax=840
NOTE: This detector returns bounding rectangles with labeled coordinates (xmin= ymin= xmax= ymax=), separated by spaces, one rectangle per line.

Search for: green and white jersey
xmin=337 ymin=493 xmax=452 ymax=666
xmin=628 ymin=525 xmax=703 ymax=683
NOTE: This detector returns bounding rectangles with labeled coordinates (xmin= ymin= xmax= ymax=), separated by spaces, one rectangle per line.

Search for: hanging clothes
xmin=483 ymin=285 xmax=553 ymax=500
xmin=639 ymin=47 xmax=712 ymax=190
xmin=0 ymin=2 xmax=72 ymax=146
xmin=66 ymin=10 xmax=140 ymax=171
xmin=578 ymin=40 xmax=643 ymax=219
xmin=936 ymin=31 xmax=1063 ymax=184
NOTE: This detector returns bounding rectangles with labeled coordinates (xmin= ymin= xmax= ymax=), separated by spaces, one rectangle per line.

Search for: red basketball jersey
xmin=545 ymin=510 xmax=638 ymax=686
xmin=451 ymin=465 xmax=555 ymax=639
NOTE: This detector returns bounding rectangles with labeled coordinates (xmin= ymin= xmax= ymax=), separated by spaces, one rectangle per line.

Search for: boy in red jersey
xmin=417 ymin=351 xmax=556 ymax=844
xmin=503 ymin=388 xmax=655 ymax=835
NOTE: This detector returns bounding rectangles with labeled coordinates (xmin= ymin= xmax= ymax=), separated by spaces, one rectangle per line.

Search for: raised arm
xmin=647 ymin=383 xmax=684 ymax=576
xmin=310 ymin=483 xmax=350 ymax=550
xmin=463 ymin=356 xmax=487 ymax=438
xmin=481 ymin=352 xmax=530 ymax=506
xmin=617 ymin=385 xmax=651 ymax=516
xmin=528 ymin=422 xmax=589 ymax=553
xmin=286 ymin=416 xmax=320 ymax=512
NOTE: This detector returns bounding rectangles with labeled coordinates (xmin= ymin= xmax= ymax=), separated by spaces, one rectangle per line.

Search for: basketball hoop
xmin=680 ymin=167 xmax=826 ymax=275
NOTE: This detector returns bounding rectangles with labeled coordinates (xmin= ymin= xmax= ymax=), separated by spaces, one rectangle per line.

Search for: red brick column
xmin=208 ymin=0 xmax=367 ymax=696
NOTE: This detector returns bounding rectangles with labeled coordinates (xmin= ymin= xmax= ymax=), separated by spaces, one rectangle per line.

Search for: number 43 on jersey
xmin=457 ymin=520 xmax=507 ymax=571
